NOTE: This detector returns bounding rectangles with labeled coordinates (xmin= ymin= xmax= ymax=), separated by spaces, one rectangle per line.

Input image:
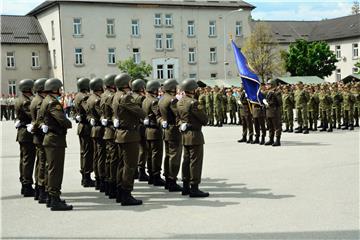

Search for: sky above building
xmin=0 ymin=0 xmax=356 ymax=20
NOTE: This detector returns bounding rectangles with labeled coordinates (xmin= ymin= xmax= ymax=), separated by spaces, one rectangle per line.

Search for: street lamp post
xmin=222 ymin=8 xmax=243 ymax=81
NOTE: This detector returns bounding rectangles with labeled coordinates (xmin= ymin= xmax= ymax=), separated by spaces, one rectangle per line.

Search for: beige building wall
xmin=1 ymin=44 xmax=49 ymax=95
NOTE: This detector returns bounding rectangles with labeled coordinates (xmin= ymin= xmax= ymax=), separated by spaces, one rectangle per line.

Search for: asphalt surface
xmin=1 ymin=120 xmax=359 ymax=239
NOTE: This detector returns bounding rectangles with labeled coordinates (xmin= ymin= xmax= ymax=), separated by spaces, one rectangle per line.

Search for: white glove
xmin=90 ymin=118 xmax=96 ymax=126
xmin=161 ymin=121 xmax=168 ymax=129
xmin=143 ymin=118 xmax=150 ymax=126
xmin=237 ymin=100 xmax=242 ymax=105
xmin=26 ymin=124 xmax=34 ymax=133
xmin=41 ymin=124 xmax=48 ymax=134
xmin=180 ymin=123 xmax=187 ymax=132
xmin=14 ymin=120 xmax=21 ymax=129
xmin=263 ymin=99 xmax=269 ymax=106
xmin=114 ymin=118 xmax=120 ymax=128
xmin=101 ymin=119 xmax=108 ymax=127
xmin=75 ymin=115 xmax=81 ymax=122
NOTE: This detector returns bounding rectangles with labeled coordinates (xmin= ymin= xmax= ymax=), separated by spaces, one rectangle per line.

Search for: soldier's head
xmin=18 ymin=79 xmax=34 ymax=96
xmin=180 ymin=79 xmax=198 ymax=95
xmin=44 ymin=78 xmax=63 ymax=96
xmin=89 ymin=77 xmax=104 ymax=93
xmin=146 ymin=80 xmax=161 ymax=95
xmin=266 ymin=80 xmax=277 ymax=90
xmin=114 ymin=73 xmax=131 ymax=91
xmin=131 ymin=79 xmax=146 ymax=93
xmin=163 ymin=79 xmax=178 ymax=94
xmin=33 ymin=78 xmax=47 ymax=94
xmin=103 ymin=74 xmax=117 ymax=90
xmin=297 ymin=81 xmax=304 ymax=89
xmin=77 ymin=77 xmax=90 ymax=92
xmin=213 ymin=85 xmax=220 ymax=92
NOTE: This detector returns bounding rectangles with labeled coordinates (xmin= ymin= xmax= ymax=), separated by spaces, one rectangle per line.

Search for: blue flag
xmin=231 ymin=40 xmax=263 ymax=105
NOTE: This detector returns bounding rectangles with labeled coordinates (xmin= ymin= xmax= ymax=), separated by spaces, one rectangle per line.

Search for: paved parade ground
xmin=1 ymin=120 xmax=359 ymax=239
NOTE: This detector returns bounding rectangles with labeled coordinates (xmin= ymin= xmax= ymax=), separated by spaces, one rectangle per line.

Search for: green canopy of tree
xmin=283 ymin=39 xmax=338 ymax=79
xmin=117 ymin=58 xmax=152 ymax=80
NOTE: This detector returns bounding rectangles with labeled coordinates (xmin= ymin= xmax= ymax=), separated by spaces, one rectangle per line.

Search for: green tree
xmin=117 ymin=58 xmax=152 ymax=80
xmin=283 ymin=39 xmax=338 ymax=78
xmin=355 ymin=60 xmax=360 ymax=73
xmin=242 ymin=22 xmax=285 ymax=83
xmin=352 ymin=0 xmax=359 ymax=14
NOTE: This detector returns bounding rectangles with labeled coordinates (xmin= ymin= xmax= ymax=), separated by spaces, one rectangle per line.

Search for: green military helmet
xmin=103 ymin=74 xmax=116 ymax=87
xmin=18 ymin=79 xmax=34 ymax=92
xmin=131 ymin=79 xmax=146 ymax=92
xmin=114 ymin=73 xmax=131 ymax=89
xmin=146 ymin=80 xmax=161 ymax=93
xmin=267 ymin=80 xmax=277 ymax=87
xmin=34 ymin=78 xmax=47 ymax=93
xmin=77 ymin=77 xmax=90 ymax=91
xmin=180 ymin=79 xmax=198 ymax=92
xmin=44 ymin=78 xmax=63 ymax=92
xmin=163 ymin=79 xmax=178 ymax=92
xmin=89 ymin=77 xmax=104 ymax=91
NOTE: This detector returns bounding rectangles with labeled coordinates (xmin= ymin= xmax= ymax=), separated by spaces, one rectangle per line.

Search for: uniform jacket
xmin=74 ymin=92 xmax=91 ymax=136
xmin=142 ymin=94 xmax=162 ymax=141
xmin=158 ymin=92 xmax=181 ymax=142
xmin=100 ymin=89 xmax=116 ymax=140
xmin=30 ymin=94 xmax=45 ymax=145
xmin=15 ymin=94 xmax=33 ymax=143
xmin=266 ymin=90 xmax=282 ymax=118
xmin=132 ymin=92 xmax=146 ymax=140
xmin=87 ymin=92 xmax=104 ymax=139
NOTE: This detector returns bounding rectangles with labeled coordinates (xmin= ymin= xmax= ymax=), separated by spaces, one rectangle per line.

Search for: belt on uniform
xmin=145 ymin=125 xmax=160 ymax=129
xmin=117 ymin=126 xmax=138 ymax=131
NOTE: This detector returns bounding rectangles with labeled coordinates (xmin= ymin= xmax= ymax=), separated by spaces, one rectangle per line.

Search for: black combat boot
xmin=294 ymin=126 xmax=300 ymax=130
xmin=116 ymin=186 xmax=123 ymax=203
xmin=81 ymin=173 xmax=85 ymax=186
xmin=337 ymin=124 xmax=341 ymax=129
xmin=264 ymin=137 xmax=274 ymax=146
xmin=50 ymin=196 xmax=73 ymax=211
xmin=313 ymin=125 xmax=317 ymax=131
xmin=327 ymin=126 xmax=333 ymax=132
xmin=294 ymin=127 xmax=303 ymax=133
xmin=355 ymin=121 xmax=359 ymax=127
xmin=121 ymin=190 xmax=142 ymax=206
xmin=253 ymin=136 xmax=260 ymax=144
xmin=147 ymin=174 xmax=154 ymax=185
xmin=104 ymin=180 xmax=109 ymax=196
xmin=34 ymin=184 xmax=40 ymax=201
xmin=20 ymin=184 xmax=25 ymax=195
xmin=46 ymin=195 xmax=51 ymax=208
xmin=288 ymin=127 xmax=293 ymax=133
xmin=165 ymin=177 xmax=170 ymax=190
xmin=99 ymin=178 xmax=106 ymax=193
xmin=95 ymin=178 xmax=101 ymax=190
xmin=303 ymin=127 xmax=309 ymax=134
xmin=182 ymin=181 xmax=190 ymax=196
xmin=108 ymin=182 xmax=117 ymax=199
xmin=83 ymin=173 xmax=95 ymax=188
xmin=153 ymin=174 xmax=166 ymax=186
xmin=246 ymin=135 xmax=254 ymax=144
xmin=272 ymin=137 xmax=281 ymax=147
xmin=260 ymin=136 xmax=265 ymax=145
xmin=138 ymin=168 xmax=149 ymax=182
xmin=133 ymin=168 xmax=139 ymax=180
xmin=38 ymin=186 xmax=47 ymax=204
xmin=319 ymin=127 xmax=327 ymax=132
xmin=237 ymin=136 xmax=247 ymax=143
xmin=168 ymin=179 xmax=183 ymax=192
xmin=189 ymin=184 xmax=209 ymax=198
xmin=309 ymin=124 xmax=313 ymax=131
xmin=283 ymin=127 xmax=289 ymax=133
xmin=349 ymin=125 xmax=354 ymax=130
xmin=23 ymin=184 xmax=35 ymax=197
xmin=342 ymin=124 xmax=348 ymax=130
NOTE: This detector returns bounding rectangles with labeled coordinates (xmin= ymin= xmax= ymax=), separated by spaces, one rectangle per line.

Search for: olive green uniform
xmin=295 ymin=89 xmax=309 ymax=130
xmin=282 ymin=92 xmax=294 ymax=131
xmin=205 ymin=92 xmax=214 ymax=125
xmin=265 ymin=90 xmax=282 ymax=139
xmin=319 ymin=91 xmax=333 ymax=130
xmin=252 ymin=103 xmax=266 ymax=141
xmin=213 ymin=92 xmax=223 ymax=126
xmin=239 ymin=91 xmax=253 ymax=139
xmin=331 ymin=90 xmax=343 ymax=128
xmin=342 ymin=91 xmax=356 ymax=128
xmin=222 ymin=94 xmax=228 ymax=124
xmin=227 ymin=94 xmax=237 ymax=124
xmin=308 ymin=92 xmax=320 ymax=130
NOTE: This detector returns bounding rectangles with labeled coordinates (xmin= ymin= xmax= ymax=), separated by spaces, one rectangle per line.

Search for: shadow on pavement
xmin=281 ymin=141 xmax=330 ymax=146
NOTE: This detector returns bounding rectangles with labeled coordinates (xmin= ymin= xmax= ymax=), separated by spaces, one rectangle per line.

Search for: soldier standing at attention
xmin=74 ymin=78 xmax=94 ymax=187
xmin=8 ymin=94 xmax=16 ymax=120
xmin=15 ymin=79 xmax=36 ymax=197
xmin=252 ymin=101 xmax=266 ymax=145
xmin=29 ymin=78 xmax=48 ymax=203
xmin=158 ymin=79 xmax=183 ymax=192
xmin=213 ymin=86 xmax=223 ymax=127
xmin=319 ymin=85 xmax=333 ymax=132
xmin=205 ymin=87 xmax=214 ymax=126
xmin=342 ymin=84 xmax=356 ymax=130
xmin=87 ymin=78 xmax=106 ymax=192
xmin=351 ymin=83 xmax=359 ymax=127
xmin=308 ymin=86 xmax=318 ymax=131
xmin=294 ymin=82 xmax=309 ymax=134
xmin=142 ymin=80 xmax=165 ymax=186
xmin=282 ymin=85 xmax=294 ymax=133
xmin=237 ymin=88 xmax=254 ymax=144
xmin=226 ymin=89 xmax=237 ymax=125
xmin=222 ymin=89 xmax=228 ymax=124
xmin=39 ymin=78 xmax=72 ymax=211
xmin=1 ymin=94 xmax=9 ymax=121
xmin=100 ymin=74 xmax=118 ymax=197
xmin=112 ymin=73 xmax=145 ymax=206
xmin=331 ymin=84 xmax=343 ymax=129
xmin=263 ymin=81 xmax=282 ymax=146
xmin=198 ymin=88 xmax=206 ymax=112
xmin=177 ymin=79 xmax=209 ymax=197
xmin=131 ymin=79 xmax=150 ymax=182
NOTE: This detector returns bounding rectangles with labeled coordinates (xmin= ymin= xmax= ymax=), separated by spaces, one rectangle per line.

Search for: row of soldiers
xmin=15 ymin=74 xmax=209 ymax=211
xmin=0 ymin=94 xmax=16 ymax=121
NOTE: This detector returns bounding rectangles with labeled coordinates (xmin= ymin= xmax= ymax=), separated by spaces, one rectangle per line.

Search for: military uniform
xmin=295 ymin=86 xmax=310 ymax=134
xmin=227 ymin=93 xmax=237 ymax=124
xmin=205 ymin=90 xmax=214 ymax=126
xmin=1 ymin=95 xmax=9 ymax=121
xmin=264 ymin=87 xmax=282 ymax=146
xmin=238 ymin=90 xmax=254 ymax=143
xmin=319 ymin=89 xmax=333 ymax=132
xmin=213 ymin=88 xmax=223 ymax=126
xmin=252 ymin=102 xmax=266 ymax=144
xmin=308 ymin=90 xmax=320 ymax=131
xmin=8 ymin=96 xmax=15 ymax=120
xmin=282 ymin=89 xmax=294 ymax=132
xmin=342 ymin=87 xmax=356 ymax=130
xmin=332 ymin=89 xmax=343 ymax=129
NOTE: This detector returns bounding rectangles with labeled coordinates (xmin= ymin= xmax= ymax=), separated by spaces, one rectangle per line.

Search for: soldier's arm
xmin=191 ymin=100 xmax=208 ymax=125
xmin=121 ymin=94 xmax=146 ymax=119
xmin=151 ymin=99 xmax=162 ymax=125
xmin=49 ymin=101 xmax=72 ymax=129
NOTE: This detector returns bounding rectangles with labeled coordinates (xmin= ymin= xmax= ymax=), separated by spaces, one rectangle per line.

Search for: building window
xmin=155 ymin=33 xmax=163 ymax=50
xmin=209 ymin=21 xmax=216 ymax=37
xmin=210 ymin=73 xmax=217 ymax=79
xmin=48 ymin=50 xmax=51 ymax=68
xmin=335 ymin=45 xmax=341 ymax=59
xmin=133 ymin=48 xmax=140 ymax=64
xmin=108 ymin=48 xmax=116 ymax=64
xmin=187 ymin=20 xmax=195 ymax=37
xmin=51 ymin=20 xmax=55 ymax=40
xmin=188 ymin=48 xmax=196 ymax=63
xmin=8 ymin=80 xmax=16 ymax=96
xmin=167 ymin=64 xmax=174 ymax=79
xmin=6 ymin=52 xmax=15 ymax=68
xmin=106 ymin=19 xmax=115 ymax=36
xmin=154 ymin=13 xmax=162 ymax=26
xmin=156 ymin=64 xmax=164 ymax=79
xmin=31 ymin=52 xmax=40 ymax=68
xmin=336 ymin=69 xmax=341 ymax=81
xmin=236 ymin=21 xmax=243 ymax=36
xmin=166 ymin=34 xmax=173 ymax=50
xmin=53 ymin=49 xmax=57 ymax=68
xmin=73 ymin=18 xmax=82 ymax=35
xmin=131 ymin=19 xmax=139 ymax=36
xmin=75 ymin=48 xmax=83 ymax=65
xmin=210 ymin=47 xmax=217 ymax=63
xmin=165 ymin=14 xmax=173 ymax=26
xmin=189 ymin=73 xmax=197 ymax=79
xmin=353 ymin=43 xmax=359 ymax=59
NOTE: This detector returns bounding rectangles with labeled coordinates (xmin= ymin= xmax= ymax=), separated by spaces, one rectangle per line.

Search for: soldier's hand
xmin=101 ymin=119 xmax=108 ymax=127
xmin=14 ymin=120 xmax=21 ymax=129
xmin=41 ymin=124 xmax=48 ymax=134
xmin=114 ymin=118 xmax=120 ymax=128
xmin=161 ymin=121 xmax=168 ymax=129
xmin=180 ymin=123 xmax=188 ymax=132
xmin=26 ymin=124 xmax=34 ymax=133
xmin=143 ymin=118 xmax=150 ymax=126
xmin=75 ymin=115 xmax=81 ymax=122
xmin=90 ymin=118 xmax=96 ymax=126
